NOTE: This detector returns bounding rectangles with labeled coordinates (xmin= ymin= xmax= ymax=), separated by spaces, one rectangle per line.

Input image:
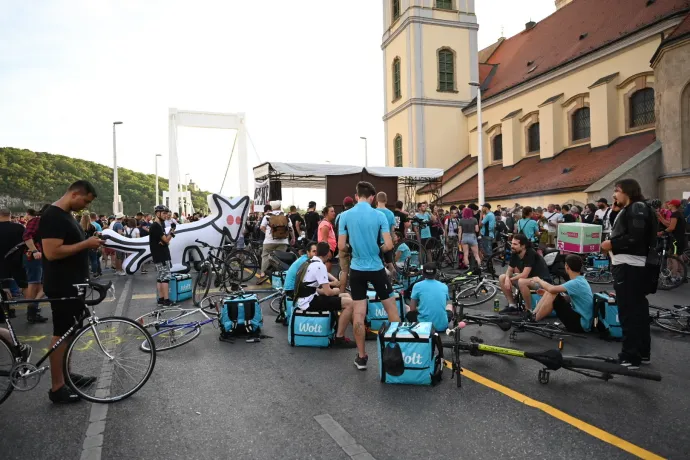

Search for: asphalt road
xmin=1 ymin=268 xmax=689 ymax=460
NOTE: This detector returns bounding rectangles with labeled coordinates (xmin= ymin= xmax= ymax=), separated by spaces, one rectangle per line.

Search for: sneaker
xmin=365 ymin=328 xmax=378 ymax=341
xmin=499 ymin=306 xmax=522 ymax=315
xmin=69 ymin=373 xmax=97 ymax=388
xmin=117 ymin=271 xmax=127 ymax=276
xmin=163 ymin=299 xmax=178 ymax=307
xmin=48 ymin=385 xmax=81 ymax=404
xmin=521 ymin=310 xmax=536 ymax=322
xmin=332 ymin=337 xmax=356 ymax=349
xmin=618 ymin=359 xmax=640 ymax=370
xmin=27 ymin=313 xmax=49 ymax=324
xmin=354 ymin=354 xmax=368 ymax=371
xmin=19 ymin=344 xmax=32 ymax=363
xmin=641 ymin=355 xmax=651 ymax=365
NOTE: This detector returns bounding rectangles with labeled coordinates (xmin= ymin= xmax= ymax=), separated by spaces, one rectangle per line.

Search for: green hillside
xmin=0 ymin=147 xmax=211 ymax=215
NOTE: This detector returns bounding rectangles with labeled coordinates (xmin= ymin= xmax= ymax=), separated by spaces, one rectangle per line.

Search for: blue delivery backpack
xmin=271 ymin=272 xmax=284 ymax=289
xmin=158 ymin=274 xmax=192 ymax=303
xmin=366 ymin=290 xmax=405 ymax=331
xmin=378 ymin=322 xmax=444 ymax=386
xmin=593 ymin=292 xmax=623 ymax=340
xmin=220 ymin=294 xmax=263 ymax=338
xmin=288 ymin=307 xmax=335 ymax=348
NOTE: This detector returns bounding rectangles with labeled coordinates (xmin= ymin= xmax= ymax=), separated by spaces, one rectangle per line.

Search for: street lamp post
xmin=360 ymin=136 xmax=368 ymax=167
xmin=469 ymin=82 xmax=485 ymax=205
xmin=112 ymin=121 xmax=123 ymax=215
xmin=155 ymin=154 xmax=162 ymax=206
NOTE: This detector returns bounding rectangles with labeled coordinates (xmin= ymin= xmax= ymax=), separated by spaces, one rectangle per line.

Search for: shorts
xmin=45 ymin=288 xmax=86 ymax=337
xmin=481 ymin=236 xmax=494 ymax=257
xmin=339 ymin=250 xmax=351 ymax=276
xmin=461 ymin=234 xmax=478 ymax=246
xmin=553 ymin=294 xmax=585 ymax=333
xmin=0 ymin=261 xmax=27 ymax=289
xmin=23 ymin=255 xmax=43 ymax=284
xmin=383 ymin=250 xmax=394 ymax=264
xmin=103 ymin=247 xmax=116 ymax=256
xmin=307 ymin=295 xmax=342 ymax=312
xmin=155 ymin=261 xmax=172 ymax=283
xmin=116 ymin=251 xmax=126 ymax=261
xmin=349 ymin=268 xmax=393 ymax=302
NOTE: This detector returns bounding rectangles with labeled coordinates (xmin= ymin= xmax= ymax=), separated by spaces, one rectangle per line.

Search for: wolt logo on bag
xmin=403 ymin=352 xmax=423 ymax=365
xmin=299 ymin=322 xmax=323 ymax=333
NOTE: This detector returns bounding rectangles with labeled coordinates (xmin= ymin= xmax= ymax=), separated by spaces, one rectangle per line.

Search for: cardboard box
xmin=556 ymin=223 xmax=602 ymax=254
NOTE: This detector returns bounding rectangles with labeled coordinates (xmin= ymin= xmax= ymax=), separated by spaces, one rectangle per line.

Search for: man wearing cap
xmin=335 ymin=196 xmax=354 ymax=292
xmin=657 ymin=199 xmax=687 ymax=256
xmin=480 ymin=203 xmax=496 ymax=268
xmin=594 ymin=198 xmax=612 ymax=238
xmin=109 ymin=212 xmax=126 ymax=276
xmin=407 ymin=262 xmax=452 ymax=333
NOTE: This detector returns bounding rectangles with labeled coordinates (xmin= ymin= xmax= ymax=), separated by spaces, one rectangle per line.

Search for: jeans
xmin=481 ymin=236 xmax=494 ymax=258
xmin=89 ymin=250 xmax=102 ymax=275
xmin=612 ymin=264 xmax=651 ymax=363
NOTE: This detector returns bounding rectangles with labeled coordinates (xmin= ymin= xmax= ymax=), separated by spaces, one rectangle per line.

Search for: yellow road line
xmin=443 ymin=360 xmax=664 ymax=460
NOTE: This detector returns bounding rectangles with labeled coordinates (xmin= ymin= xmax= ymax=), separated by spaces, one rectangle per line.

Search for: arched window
xmin=630 ymin=88 xmax=655 ymax=128
xmin=493 ymin=134 xmax=503 ymax=162
xmin=392 ymin=0 xmax=400 ymax=21
xmin=438 ymin=49 xmax=455 ymax=92
xmin=528 ymin=123 xmax=540 ymax=153
xmin=394 ymin=135 xmax=403 ymax=167
xmin=393 ymin=58 xmax=401 ymax=100
xmin=572 ymin=107 xmax=590 ymax=141
xmin=436 ymin=0 xmax=453 ymax=9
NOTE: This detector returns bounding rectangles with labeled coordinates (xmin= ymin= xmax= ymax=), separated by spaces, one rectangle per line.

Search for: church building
xmin=382 ymin=0 xmax=690 ymax=207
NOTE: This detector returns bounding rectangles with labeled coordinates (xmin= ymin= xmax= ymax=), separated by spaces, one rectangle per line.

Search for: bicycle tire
xmin=455 ymin=282 xmax=498 ymax=307
xmin=649 ymin=305 xmax=690 ymax=335
xmin=199 ymin=293 xmax=228 ymax=317
xmin=657 ymin=255 xmax=687 ymax=291
xmin=65 ymin=317 xmax=156 ymax=403
xmin=227 ymin=249 xmax=258 ymax=282
xmin=424 ymin=237 xmax=444 ymax=264
xmin=0 ymin=337 xmax=16 ymax=405
xmin=584 ymin=269 xmax=613 ymax=285
xmin=193 ymin=265 xmax=212 ymax=306
xmin=397 ymin=239 xmax=425 ymax=268
xmin=561 ymin=356 xmax=662 ymax=381
xmin=134 ymin=307 xmax=186 ymax=329
xmin=141 ymin=323 xmax=201 ymax=352
xmin=270 ymin=294 xmax=284 ymax=314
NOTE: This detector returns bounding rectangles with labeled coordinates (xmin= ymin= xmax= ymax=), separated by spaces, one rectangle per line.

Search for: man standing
xmin=39 ymin=180 xmax=103 ymax=403
xmin=375 ymin=192 xmax=396 ymax=274
xmin=594 ymin=198 xmax=612 ymax=239
xmin=413 ymin=202 xmax=433 ymax=247
xmin=110 ymin=212 xmax=126 ymax=276
xmin=259 ymin=201 xmax=295 ymax=279
xmin=338 ymin=182 xmax=399 ymax=371
xmin=393 ymin=200 xmax=409 ymax=237
xmin=303 ymin=201 xmax=321 ymax=241
xmin=22 ymin=208 xmax=48 ymax=323
xmin=288 ymin=206 xmax=305 ymax=238
xmin=601 ymin=179 xmax=656 ymax=369
xmin=480 ymin=203 xmax=496 ymax=270
xmin=149 ymin=205 xmax=176 ymax=307
xmin=542 ymin=204 xmax=560 ymax=246
xmin=0 ymin=208 xmax=28 ymax=319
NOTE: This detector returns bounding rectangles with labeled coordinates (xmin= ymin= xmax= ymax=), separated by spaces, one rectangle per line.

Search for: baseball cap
xmin=666 ymin=199 xmax=681 ymax=207
xmin=596 ymin=198 xmax=608 ymax=205
xmin=482 ymin=203 xmax=491 ymax=209
xmin=343 ymin=196 xmax=354 ymax=207
xmin=422 ymin=262 xmax=438 ymax=279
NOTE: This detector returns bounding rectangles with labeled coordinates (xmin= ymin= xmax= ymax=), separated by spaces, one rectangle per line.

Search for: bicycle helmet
xmin=154 ymin=205 xmax=170 ymax=213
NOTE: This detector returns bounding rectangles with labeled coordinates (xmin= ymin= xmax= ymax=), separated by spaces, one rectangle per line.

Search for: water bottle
xmin=493 ymin=298 xmax=500 ymax=313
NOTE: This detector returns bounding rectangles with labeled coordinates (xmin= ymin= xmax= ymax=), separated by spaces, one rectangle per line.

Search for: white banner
xmin=253 ymin=179 xmax=269 ymax=212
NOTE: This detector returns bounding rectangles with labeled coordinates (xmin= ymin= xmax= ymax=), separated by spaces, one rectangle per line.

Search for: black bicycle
xmin=0 ymin=280 xmax=156 ymax=404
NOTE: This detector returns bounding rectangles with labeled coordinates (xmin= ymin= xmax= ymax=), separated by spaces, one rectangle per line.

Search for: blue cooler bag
xmin=220 ymin=294 xmax=263 ymax=337
xmin=288 ymin=308 xmax=335 ymax=347
xmin=366 ymin=290 xmax=405 ymax=331
xmin=593 ymin=293 xmax=622 ymax=339
xmin=271 ymin=273 xmax=284 ymax=289
xmin=169 ymin=274 xmax=192 ymax=302
xmin=378 ymin=322 xmax=443 ymax=386
xmin=529 ymin=293 xmax=556 ymax=317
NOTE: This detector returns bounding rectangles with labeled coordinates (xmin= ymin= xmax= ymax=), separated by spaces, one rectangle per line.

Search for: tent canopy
xmin=253 ymin=162 xmax=443 ymax=189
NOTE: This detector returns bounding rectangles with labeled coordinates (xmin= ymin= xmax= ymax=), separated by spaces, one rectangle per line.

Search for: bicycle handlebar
xmin=84 ymin=281 xmax=113 ymax=306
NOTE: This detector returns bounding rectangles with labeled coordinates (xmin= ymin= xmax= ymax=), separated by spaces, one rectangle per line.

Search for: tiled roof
xmin=440 ymin=131 xmax=656 ymax=204
xmin=475 ymin=0 xmax=690 ymax=100
xmin=665 ymin=10 xmax=690 ymax=40
xmin=418 ymin=155 xmax=476 ymax=193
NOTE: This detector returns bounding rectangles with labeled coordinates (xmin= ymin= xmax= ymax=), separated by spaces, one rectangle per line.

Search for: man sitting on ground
xmin=407 ymin=263 xmax=452 ymax=332
xmin=528 ymin=255 xmax=593 ymax=332
xmin=499 ymin=234 xmax=552 ymax=314
xmin=295 ymin=242 xmax=355 ymax=348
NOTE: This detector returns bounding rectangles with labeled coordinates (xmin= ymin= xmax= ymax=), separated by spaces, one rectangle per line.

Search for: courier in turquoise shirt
xmin=284 ymin=254 xmax=309 ymax=291
xmin=339 ymin=202 xmax=389 ymax=271
xmin=410 ymin=278 xmax=451 ymax=332
xmin=562 ymin=276 xmax=593 ymax=331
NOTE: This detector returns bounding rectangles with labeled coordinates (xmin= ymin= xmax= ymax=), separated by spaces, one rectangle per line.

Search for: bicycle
xmin=0 ymin=280 xmax=156 ymax=405
xmin=649 ymin=304 xmax=690 ymax=335
xmin=193 ymin=239 xmax=259 ymax=305
xmin=657 ymin=235 xmax=687 ymax=290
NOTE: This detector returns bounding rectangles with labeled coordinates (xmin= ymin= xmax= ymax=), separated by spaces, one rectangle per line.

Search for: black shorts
xmin=350 ymin=269 xmax=393 ymax=302
xmin=553 ymin=294 xmax=585 ymax=333
xmin=45 ymin=289 xmax=86 ymax=337
xmin=308 ymin=295 xmax=342 ymax=312
xmin=0 ymin=262 xmax=28 ymax=289
xmin=383 ymin=250 xmax=394 ymax=264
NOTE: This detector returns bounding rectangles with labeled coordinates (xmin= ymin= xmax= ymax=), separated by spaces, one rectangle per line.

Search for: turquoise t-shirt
xmin=410 ymin=279 xmax=450 ymax=332
xmin=395 ymin=242 xmax=411 ymax=264
xmin=481 ymin=212 xmax=496 ymax=239
xmin=562 ymin=276 xmax=594 ymax=331
xmin=339 ymin=202 xmax=389 ymax=271
xmin=517 ymin=218 xmax=539 ymax=242
xmin=415 ymin=212 xmax=432 ymax=239
xmin=376 ymin=207 xmax=396 ymax=244
xmin=283 ymin=255 xmax=308 ymax=291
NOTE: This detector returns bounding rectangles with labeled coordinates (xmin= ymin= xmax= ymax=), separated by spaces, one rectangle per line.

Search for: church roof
xmin=440 ymin=131 xmax=656 ymax=204
xmin=474 ymin=0 xmax=690 ymax=101
xmin=418 ymin=155 xmax=477 ymax=194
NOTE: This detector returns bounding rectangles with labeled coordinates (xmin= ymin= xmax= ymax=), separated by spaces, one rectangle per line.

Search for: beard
xmin=598 ymin=204 xmax=606 ymax=210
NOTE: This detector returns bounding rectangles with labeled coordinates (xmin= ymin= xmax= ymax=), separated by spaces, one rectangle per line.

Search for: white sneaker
xmin=117 ymin=271 xmax=127 ymax=276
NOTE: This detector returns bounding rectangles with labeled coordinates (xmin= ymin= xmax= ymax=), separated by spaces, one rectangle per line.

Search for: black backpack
xmin=293 ymin=259 xmax=318 ymax=302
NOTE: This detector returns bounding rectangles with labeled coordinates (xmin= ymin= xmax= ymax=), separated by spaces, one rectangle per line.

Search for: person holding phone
xmin=150 ymin=205 xmax=176 ymax=307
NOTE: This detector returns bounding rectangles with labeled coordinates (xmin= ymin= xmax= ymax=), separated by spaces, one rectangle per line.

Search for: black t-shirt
xmin=148 ymin=221 xmax=171 ymax=263
xmin=510 ymin=247 xmax=551 ymax=280
xmin=304 ymin=211 xmax=320 ymax=239
xmin=289 ymin=213 xmax=305 ymax=235
xmin=562 ymin=214 xmax=576 ymax=223
xmin=393 ymin=210 xmax=408 ymax=235
xmin=138 ymin=219 xmax=150 ymax=237
xmin=38 ymin=205 xmax=89 ymax=292
xmin=0 ymin=221 xmax=25 ymax=267
xmin=670 ymin=211 xmax=687 ymax=249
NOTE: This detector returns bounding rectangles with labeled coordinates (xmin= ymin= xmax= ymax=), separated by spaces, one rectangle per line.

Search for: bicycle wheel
xmin=397 ymin=239 xmax=425 ymax=268
xmin=199 ymin=293 xmax=228 ymax=317
xmin=270 ymin=294 xmax=285 ymax=314
xmin=455 ymin=281 xmax=498 ymax=307
xmin=65 ymin=317 xmax=156 ymax=403
xmin=424 ymin=238 xmax=444 ymax=264
xmin=193 ymin=265 xmax=212 ymax=306
xmin=134 ymin=307 xmax=186 ymax=329
xmin=658 ymin=255 xmax=687 ymax=291
xmin=584 ymin=269 xmax=613 ymax=285
xmin=141 ymin=323 xmax=201 ymax=352
xmin=650 ymin=305 xmax=690 ymax=335
xmin=228 ymin=249 xmax=258 ymax=282
xmin=0 ymin=337 xmax=16 ymax=405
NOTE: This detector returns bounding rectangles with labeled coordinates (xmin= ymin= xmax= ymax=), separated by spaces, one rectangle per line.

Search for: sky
xmin=0 ymin=0 xmax=556 ymax=209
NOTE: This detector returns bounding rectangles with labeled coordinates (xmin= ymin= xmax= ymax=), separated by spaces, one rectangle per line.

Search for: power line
xmin=219 ymin=134 xmax=238 ymax=194
xmin=246 ymin=128 xmax=262 ymax=163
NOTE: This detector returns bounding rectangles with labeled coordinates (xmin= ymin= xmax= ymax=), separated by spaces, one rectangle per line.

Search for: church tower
xmin=382 ymin=0 xmax=478 ymax=170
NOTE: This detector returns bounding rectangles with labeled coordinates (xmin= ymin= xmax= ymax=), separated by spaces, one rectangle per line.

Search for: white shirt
xmin=594 ymin=208 xmax=612 ymax=233
xmin=543 ymin=212 xmax=561 ymax=233
xmin=610 ymin=252 xmax=646 ymax=267
xmin=124 ymin=227 xmax=140 ymax=238
xmin=297 ymin=256 xmax=330 ymax=309
xmin=260 ymin=211 xmax=293 ymax=244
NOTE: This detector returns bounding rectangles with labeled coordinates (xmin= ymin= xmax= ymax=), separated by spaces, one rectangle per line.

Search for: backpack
xmin=377 ymin=322 xmax=444 ymax=386
xmin=125 ymin=227 xmax=135 ymax=238
xmin=495 ymin=219 xmax=508 ymax=236
xmin=293 ymin=259 xmax=318 ymax=302
xmin=219 ymin=294 xmax=263 ymax=338
xmin=268 ymin=212 xmax=290 ymax=239
xmin=593 ymin=293 xmax=622 ymax=340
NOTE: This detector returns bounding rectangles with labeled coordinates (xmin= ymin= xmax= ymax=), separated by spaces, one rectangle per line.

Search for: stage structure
xmin=168 ymin=108 xmax=248 ymax=214
xmin=253 ymin=162 xmax=442 ymax=212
